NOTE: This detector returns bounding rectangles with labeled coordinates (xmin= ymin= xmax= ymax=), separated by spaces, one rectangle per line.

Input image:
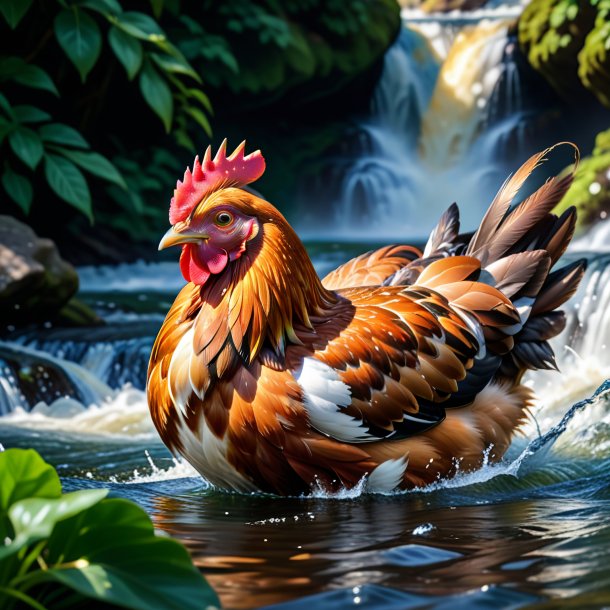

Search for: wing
xmin=322 ymin=244 xmax=421 ymax=290
xmin=292 ymin=256 xmax=521 ymax=444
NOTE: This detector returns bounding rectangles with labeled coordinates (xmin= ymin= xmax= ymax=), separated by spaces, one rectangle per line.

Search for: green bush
xmin=0 ymin=0 xmax=211 ymax=225
xmin=0 ymin=448 xmax=220 ymax=610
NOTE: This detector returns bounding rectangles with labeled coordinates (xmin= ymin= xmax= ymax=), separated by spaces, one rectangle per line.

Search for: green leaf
xmin=40 ymin=499 xmax=220 ymax=610
xmin=114 ymin=11 xmax=164 ymax=40
xmin=54 ymin=8 xmax=102 ymax=82
xmin=108 ymin=26 xmax=143 ymax=79
xmin=0 ymin=449 xmax=61 ymax=512
xmin=139 ymin=62 xmax=173 ymax=131
xmin=9 ymin=490 xmax=108 ymax=550
xmin=39 ymin=123 xmax=89 ymax=148
xmin=0 ymin=57 xmax=58 ymax=95
xmin=13 ymin=105 xmax=51 ymax=123
xmin=187 ymin=88 xmax=213 ymax=115
xmin=2 ymin=166 xmax=33 ymax=213
xmin=185 ymin=106 xmax=212 ymax=138
xmin=44 ymin=153 xmax=93 ymax=220
xmin=0 ymin=92 xmax=14 ymax=118
xmin=57 ymin=148 xmax=127 ymax=188
xmin=9 ymin=127 xmax=43 ymax=169
xmin=0 ymin=0 xmax=33 ymax=28
xmin=0 ymin=117 xmax=15 ymax=143
xmin=150 ymin=53 xmax=200 ymax=82
xmin=79 ymin=0 xmax=122 ymax=15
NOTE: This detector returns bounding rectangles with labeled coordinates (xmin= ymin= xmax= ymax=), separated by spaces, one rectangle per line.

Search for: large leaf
xmin=0 ymin=449 xmax=60 ymax=543
xmin=108 ymin=26 xmax=143 ymax=79
xmin=8 ymin=126 xmax=43 ymax=169
xmin=58 ymin=148 xmax=127 ymax=188
xmin=0 ymin=0 xmax=33 ymax=28
xmin=139 ymin=62 xmax=173 ymax=131
xmin=38 ymin=499 xmax=220 ymax=610
xmin=2 ymin=166 xmax=33 ymax=213
xmin=7 ymin=490 xmax=108 ymax=554
xmin=39 ymin=123 xmax=89 ymax=148
xmin=44 ymin=153 xmax=93 ymax=221
xmin=0 ymin=57 xmax=58 ymax=95
xmin=0 ymin=449 xmax=61 ymax=511
xmin=54 ymin=8 xmax=102 ymax=82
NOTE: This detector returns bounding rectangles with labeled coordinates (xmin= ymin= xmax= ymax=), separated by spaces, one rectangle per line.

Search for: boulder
xmin=0 ymin=216 xmax=79 ymax=327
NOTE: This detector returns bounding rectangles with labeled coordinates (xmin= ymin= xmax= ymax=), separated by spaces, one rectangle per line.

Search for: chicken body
xmin=147 ymin=142 xmax=585 ymax=494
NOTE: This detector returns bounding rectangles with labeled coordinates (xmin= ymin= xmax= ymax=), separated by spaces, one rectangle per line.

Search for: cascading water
xmin=300 ymin=4 xmax=573 ymax=240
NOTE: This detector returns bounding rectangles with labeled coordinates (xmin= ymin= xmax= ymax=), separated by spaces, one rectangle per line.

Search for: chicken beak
xmin=158 ymin=227 xmax=208 ymax=250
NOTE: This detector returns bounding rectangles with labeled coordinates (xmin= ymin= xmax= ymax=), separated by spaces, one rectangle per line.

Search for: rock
xmin=0 ymin=216 xmax=79 ymax=327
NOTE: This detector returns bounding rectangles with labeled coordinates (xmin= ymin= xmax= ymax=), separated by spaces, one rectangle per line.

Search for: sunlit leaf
xmin=54 ymin=8 xmax=102 ymax=82
xmin=9 ymin=490 xmax=108 ymax=550
xmin=9 ymin=126 xmax=43 ymax=169
xmin=139 ymin=61 xmax=173 ymax=131
xmin=150 ymin=52 xmax=200 ymax=82
xmin=57 ymin=148 xmax=127 ymax=188
xmin=109 ymin=26 xmax=143 ymax=79
xmin=39 ymin=499 xmax=220 ymax=610
xmin=2 ymin=166 xmax=33 ymax=214
xmin=0 ymin=0 xmax=33 ymax=28
xmin=44 ymin=153 xmax=93 ymax=221
xmin=39 ymin=123 xmax=89 ymax=148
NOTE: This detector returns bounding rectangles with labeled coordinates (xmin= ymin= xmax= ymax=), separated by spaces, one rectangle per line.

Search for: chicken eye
xmin=215 ymin=211 xmax=233 ymax=227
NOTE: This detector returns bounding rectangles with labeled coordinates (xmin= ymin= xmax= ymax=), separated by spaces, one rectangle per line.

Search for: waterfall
xmin=300 ymin=6 xmax=542 ymax=239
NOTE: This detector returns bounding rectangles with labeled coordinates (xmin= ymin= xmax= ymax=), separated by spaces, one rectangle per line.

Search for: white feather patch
xmin=168 ymin=328 xmax=195 ymax=417
xmin=294 ymin=357 xmax=376 ymax=442
xmin=367 ymin=457 xmax=408 ymax=492
xmin=173 ymin=400 xmax=259 ymax=493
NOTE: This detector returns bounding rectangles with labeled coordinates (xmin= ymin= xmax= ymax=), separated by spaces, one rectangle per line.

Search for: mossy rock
xmin=555 ymin=128 xmax=610 ymax=228
xmin=518 ymin=0 xmax=597 ymax=100
xmin=578 ymin=1 xmax=610 ymax=108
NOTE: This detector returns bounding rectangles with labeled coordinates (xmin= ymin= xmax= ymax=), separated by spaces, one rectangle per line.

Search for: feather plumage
xmin=147 ymin=141 xmax=585 ymax=494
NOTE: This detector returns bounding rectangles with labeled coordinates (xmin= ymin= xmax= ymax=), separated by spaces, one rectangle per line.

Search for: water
xmin=1 ymin=240 xmax=610 ymax=609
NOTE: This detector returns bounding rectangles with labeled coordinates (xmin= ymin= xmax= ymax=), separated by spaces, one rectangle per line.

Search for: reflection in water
xmin=147 ymin=490 xmax=610 ymax=609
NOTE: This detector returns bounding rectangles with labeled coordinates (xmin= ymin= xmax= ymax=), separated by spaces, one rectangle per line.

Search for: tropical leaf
xmin=12 ymin=105 xmax=51 ymax=123
xmin=139 ymin=61 xmax=173 ymax=131
xmin=39 ymin=123 xmax=90 ymax=148
xmin=114 ymin=10 xmax=164 ymax=40
xmin=109 ymin=25 xmax=143 ymax=79
xmin=0 ymin=0 xmax=33 ymax=29
xmin=44 ymin=153 xmax=93 ymax=220
xmin=1 ymin=166 xmax=33 ymax=213
xmin=8 ymin=126 xmax=43 ymax=169
xmin=54 ymin=8 xmax=102 ymax=82
xmin=0 ymin=57 xmax=58 ymax=95
xmin=57 ymin=148 xmax=127 ymax=188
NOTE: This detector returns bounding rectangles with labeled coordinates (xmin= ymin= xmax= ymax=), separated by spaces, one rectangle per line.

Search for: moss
xmin=578 ymin=1 xmax=610 ymax=107
xmin=556 ymin=128 xmax=610 ymax=228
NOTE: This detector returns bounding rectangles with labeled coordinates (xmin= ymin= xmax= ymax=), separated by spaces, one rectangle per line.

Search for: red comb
xmin=169 ymin=139 xmax=266 ymax=224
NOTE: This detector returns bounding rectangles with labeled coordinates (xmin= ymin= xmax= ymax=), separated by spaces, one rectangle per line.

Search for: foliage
xmin=0 ymin=0 xmax=211 ymax=223
xmin=556 ymin=128 xmax=610 ymax=227
xmin=518 ymin=0 xmax=610 ymax=107
xmin=0 ymin=448 xmax=220 ymax=610
xmin=0 ymin=0 xmax=399 ymax=248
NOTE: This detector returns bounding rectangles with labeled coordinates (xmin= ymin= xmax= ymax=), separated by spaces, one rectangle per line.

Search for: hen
xmin=147 ymin=140 xmax=585 ymax=494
